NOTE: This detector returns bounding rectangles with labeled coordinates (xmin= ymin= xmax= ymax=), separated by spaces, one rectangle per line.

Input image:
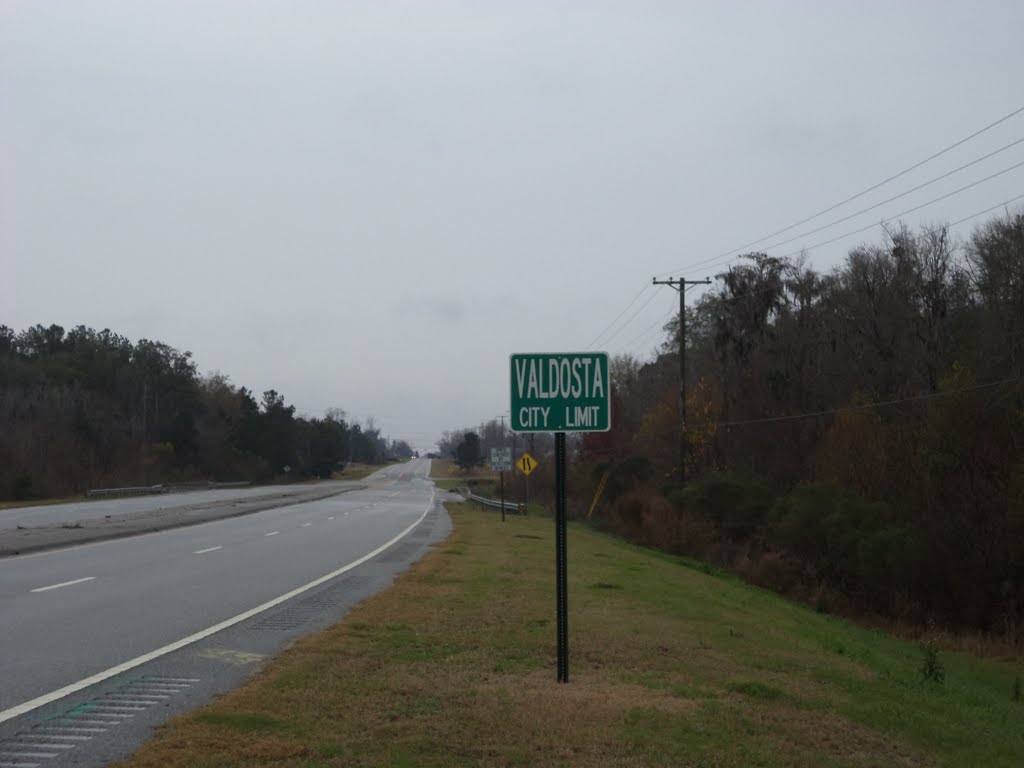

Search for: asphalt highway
xmin=0 ymin=459 xmax=451 ymax=767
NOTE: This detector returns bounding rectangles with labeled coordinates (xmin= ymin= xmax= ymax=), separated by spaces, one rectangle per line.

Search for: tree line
xmin=445 ymin=210 xmax=1023 ymax=639
xmin=595 ymin=211 xmax=1023 ymax=637
xmin=439 ymin=423 xmax=554 ymax=471
xmin=0 ymin=325 xmax=412 ymax=500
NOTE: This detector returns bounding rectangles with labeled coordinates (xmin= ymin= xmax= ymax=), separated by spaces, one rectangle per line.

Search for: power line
xmin=688 ymin=193 xmax=1024 ymax=306
xmin=659 ymin=103 xmax=1024 ymax=277
xmin=615 ymin=302 xmax=677 ymax=355
xmin=596 ymin=280 xmax=712 ymax=355
xmin=578 ymin=373 xmax=1024 ymax=461
xmin=600 ymin=288 xmax=663 ymax=347
xmin=775 ymin=163 xmax=1024 ymax=260
xmin=599 ymin=107 xmax=1024 ymax=361
xmin=677 ymin=159 xmax=1024 ymax=276
xmin=587 ymin=282 xmax=652 ymax=349
xmin=612 ymin=194 xmax=1024 ymax=360
xmin=697 ymin=377 xmax=1019 ymax=428
xmin=759 ymin=136 xmax=1024 ymax=253
xmin=615 ymin=194 xmax=1024 ymax=343
xmin=948 ymin=192 xmax=1024 ymax=227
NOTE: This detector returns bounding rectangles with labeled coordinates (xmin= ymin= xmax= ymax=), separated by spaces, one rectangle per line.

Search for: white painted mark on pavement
xmin=265 ymin=531 xmax=280 ymax=537
xmin=0 ymin=491 xmax=436 ymax=725
xmin=301 ymin=522 xmax=312 ymax=528
xmin=193 ymin=546 xmax=222 ymax=555
xmin=30 ymin=577 xmax=95 ymax=593
xmin=327 ymin=516 xmax=335 ymax=521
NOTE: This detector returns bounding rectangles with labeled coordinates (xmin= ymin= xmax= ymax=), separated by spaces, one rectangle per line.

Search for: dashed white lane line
xmin=327 ymin=516 xmax=335 ymax=521
xmin=193 ymin=546 xmax=222 ymax=555
xmin=0 ymin=491 xmax=435 ymax=726
xmin=301 ymin=522 xmax=312 ymax=528
xmin=264 ymin=531 xmax=280 ymax=537
xmin=30 ymin=577 xmax=95 ymax=594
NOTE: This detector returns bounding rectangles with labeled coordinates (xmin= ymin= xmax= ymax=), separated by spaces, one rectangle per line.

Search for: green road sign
xmin=510 ymin=352 xmax=611 ymax=432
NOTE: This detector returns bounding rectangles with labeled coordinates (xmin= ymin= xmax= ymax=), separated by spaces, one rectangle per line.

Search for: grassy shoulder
xmin=115 ymin=502 xmax=1024 ymax=768
xmin=428 ymin=459 xmax=461 ymax=491
xmin=0 ymin=495 xmax=85 ymax=510
xmin=429 ymin=459 xmax=517 ymax=499
xmin=428 ymin=459 xmax=494 ymax=492
xmin=333 ymin=463 xmax=388 ymax=481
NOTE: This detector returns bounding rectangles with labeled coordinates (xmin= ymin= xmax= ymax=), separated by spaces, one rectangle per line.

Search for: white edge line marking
xmin=30 ymin=577 xmax=95 ymax=593
xmin=0 ymin=491 xmax=436 ymax=725
xmin=264 ymin=531 xmax=280 ymax=537
xmin=193 ymin=546 xmax=222 ymax=555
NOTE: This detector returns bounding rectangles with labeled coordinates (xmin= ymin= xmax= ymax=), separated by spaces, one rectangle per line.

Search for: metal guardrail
xmin=86 ymin=480 xmax=252 ymax=497
xmin=467 ymin=491 xmax=526 ymax=514
xmin=164 ymin=482 xmax=209 ymax=492
xmin=86 ymin=484 xmax=168 ymax=498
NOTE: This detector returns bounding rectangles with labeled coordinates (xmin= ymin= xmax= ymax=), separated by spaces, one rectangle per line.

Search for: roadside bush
xmin=770 ymin=482 xmax=920 ymax=608
xmin=606 ymin=455 xmax=654 ymax=499
xmin=611 ymin=489 xmax=679 ymax=551
xmin=733 ymin=550 xmax=805 ymax=595
xmin=683 ymin=470 xmax=775 ymax=540
xmin=13 ymin=471 xmax=35 ymax=501
xmin=919 ymin=637 xmax=945 ymax=684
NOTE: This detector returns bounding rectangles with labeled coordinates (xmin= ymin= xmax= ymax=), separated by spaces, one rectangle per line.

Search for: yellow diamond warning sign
xmin=516 ymin=452 xmax=538 ymax=476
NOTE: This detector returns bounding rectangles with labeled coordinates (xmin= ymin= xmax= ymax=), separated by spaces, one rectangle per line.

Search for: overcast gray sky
xmin=4 ymin=1 xmax=1023 ymax=449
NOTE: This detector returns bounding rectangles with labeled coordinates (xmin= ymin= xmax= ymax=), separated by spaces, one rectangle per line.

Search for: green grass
xmin=194 ymin=712 xmax=292 ymax=734
xmin=333 ymin=463 xmax=383 ymax=481
xmin=0 ymin=494 xmax=85 ymax=509
xmin=116 ymin=503 xmax=1024 ymax=768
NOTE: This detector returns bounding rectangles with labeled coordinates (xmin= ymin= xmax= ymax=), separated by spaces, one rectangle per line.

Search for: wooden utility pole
xmin=652 ymin=276 xmax=710 ymax=487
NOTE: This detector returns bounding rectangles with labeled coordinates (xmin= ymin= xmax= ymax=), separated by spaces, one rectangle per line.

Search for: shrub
xmin=679 ymin=470 xmax=775 ymax=540
xmin=769 ymin=482 xmax=918 ymax=603
xmin=734 ymin=550 xmax=804 ymax=595
xmin=611 ymin=489 xmax=678 ymax=551
xmin=919 ymin=638 xmax=945 ymax=684
xmin=13 ymin=472 xmax=34 ymax=501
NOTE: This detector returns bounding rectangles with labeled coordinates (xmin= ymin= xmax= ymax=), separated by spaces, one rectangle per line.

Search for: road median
xmin=0 ymin=483 xmax=368 ymax=557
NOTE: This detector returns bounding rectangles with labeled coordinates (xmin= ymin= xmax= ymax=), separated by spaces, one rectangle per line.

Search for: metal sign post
xmin=491 ymin=447 xmax=513 ymax=523
xmin=554 ymin=431 xmax=568 ymax=682
xmin=510 ymin=352 xmax=610 ymax=684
